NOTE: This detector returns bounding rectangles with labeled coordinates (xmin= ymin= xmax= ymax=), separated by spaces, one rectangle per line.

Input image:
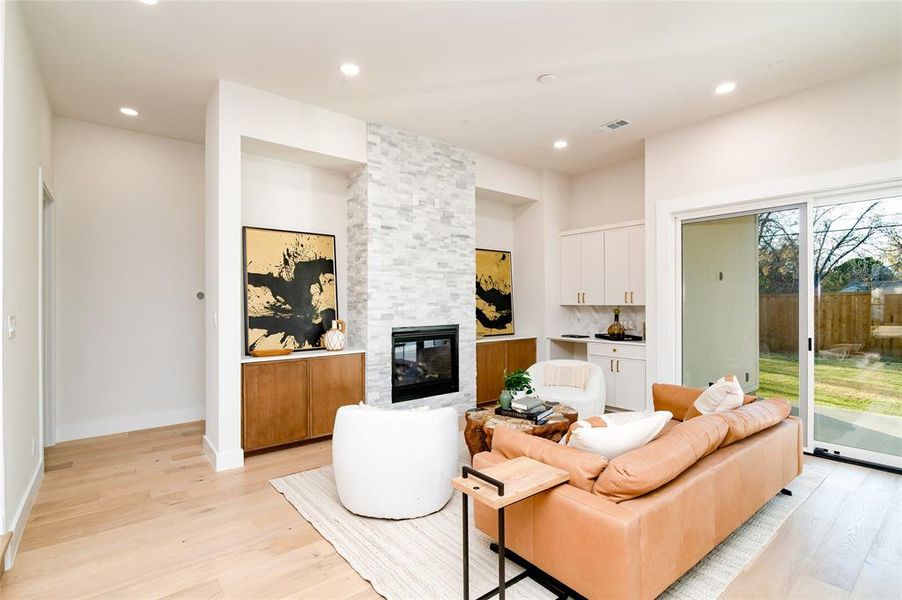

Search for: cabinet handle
xmin=616 ymin=360 xmax=620 ymax=373
xmin=610 ymin=359 xmax=614 ymax=372
xmin=630 ymin=291 xmax=634 ymax=303
xmin=624 ymin=291 xmax=628 ymax=303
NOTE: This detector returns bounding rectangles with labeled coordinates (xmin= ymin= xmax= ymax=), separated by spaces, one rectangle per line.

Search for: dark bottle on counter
xmin=607 ymin=307 xmax=626 ymax=340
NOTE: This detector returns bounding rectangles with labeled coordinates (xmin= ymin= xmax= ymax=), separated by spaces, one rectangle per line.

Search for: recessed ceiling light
xmin=340 ymin=63 xmax=360 ymax=77
xmin=553 ymin=140 xmax=568 ymax=150
xmin=714 ymin=81 xmax=737 ymax=95
xmin=137 ymin=0 xmax=159 ymax=5
xmin=536 ymin=73 xmax=557 ymax=85
xmin=119 ymin=107 xmax=139 ymax=117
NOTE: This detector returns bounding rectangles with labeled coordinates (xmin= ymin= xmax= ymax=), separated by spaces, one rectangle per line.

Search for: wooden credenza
xmin=475 ymin=338 xmax=537 ymax=405
xmin=241 ymin=351 xmax=365 ymax=452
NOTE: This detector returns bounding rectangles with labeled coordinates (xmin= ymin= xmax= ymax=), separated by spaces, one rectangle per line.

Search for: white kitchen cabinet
xmin=559 ymin=235 xmax=583 ymax=306
xmin=559 ymin=232 xmax=605 ymax=305
xmin=588 ymin=342 xmax=647 ymax=411
xmin=604 ymin=225 xmax=644 ymax=306
xmin=560 ymin=222 xmax=644 ymax=307
xmin=581 ymin=231 xmax=605 ymax=305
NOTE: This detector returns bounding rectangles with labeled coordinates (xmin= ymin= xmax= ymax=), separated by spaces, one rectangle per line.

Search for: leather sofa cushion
xmin=491 ymin=426 xmax=608 ymax=492
xmin=653 ymin=383 xmax=756 ymax=421
xmin=593 ymin=414 xmax=728 ymax=502
xmin=714 ymin=397 xmax=791 ymax=447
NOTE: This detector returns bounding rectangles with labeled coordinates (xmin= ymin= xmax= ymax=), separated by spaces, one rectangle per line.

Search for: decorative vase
xmin=499 ymin=389 xmax=513 ymax=409
xmin=322 ymin=319 xmax=347 ymax=351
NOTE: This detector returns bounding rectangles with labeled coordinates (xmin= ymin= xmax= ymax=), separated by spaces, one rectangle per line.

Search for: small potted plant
xmin=499 ymin=369 xmax=534 ymax=409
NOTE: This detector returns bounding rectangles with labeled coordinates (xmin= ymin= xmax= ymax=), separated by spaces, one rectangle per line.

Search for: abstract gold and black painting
xmin=475 ymin=248 xmax=514 ymax=336
xmin=243 ymin=227 xmax=337 ymax=353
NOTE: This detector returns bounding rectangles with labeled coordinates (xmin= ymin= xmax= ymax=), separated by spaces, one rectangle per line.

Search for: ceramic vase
xmin=322 ymin=319 xmax=347 ymax=351
xmin=499 ymin=389 xmax=513 ymax=410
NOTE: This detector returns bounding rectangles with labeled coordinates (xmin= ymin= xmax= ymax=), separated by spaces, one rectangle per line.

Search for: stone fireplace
xmin=347 ymin=123 xmax=476 ymax=411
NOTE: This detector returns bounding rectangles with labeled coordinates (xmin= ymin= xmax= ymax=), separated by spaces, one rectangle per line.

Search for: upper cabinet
xmin=559 ymin=231 xmax=605 ymax=305
xmin=560 ymin=223 xmax=644 ymax=306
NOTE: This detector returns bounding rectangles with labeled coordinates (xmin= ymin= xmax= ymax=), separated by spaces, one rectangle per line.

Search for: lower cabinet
xmin=475 ymin=338 xmax=537 ymax=405
xmin=242 ymin=352 xmax=365 ymax=452
xmin=588 ymin=342 xmax=647 ymax=411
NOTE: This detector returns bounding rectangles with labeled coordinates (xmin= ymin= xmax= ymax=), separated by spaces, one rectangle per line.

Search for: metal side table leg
xmin=498 ymin=506 xmax=505 ymax=600
xmin=462 ymin=492 xmax=469 ymax=600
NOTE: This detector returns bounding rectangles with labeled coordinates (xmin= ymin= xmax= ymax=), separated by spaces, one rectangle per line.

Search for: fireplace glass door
xmin=392 ymin=325 xmax=459 ymax=402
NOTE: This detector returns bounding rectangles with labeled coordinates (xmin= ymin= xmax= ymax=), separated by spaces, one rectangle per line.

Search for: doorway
xmin=41 ymin=183 xmax=55 ymax=447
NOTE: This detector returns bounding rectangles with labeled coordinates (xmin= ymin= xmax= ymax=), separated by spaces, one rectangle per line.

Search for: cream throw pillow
xmin=693 ymin=375 xmax=745 ymax=415
xmin=543 ymin=363 xmax=590 ymax=389
xmin=566 ymin=411 xmax=673 ymax=459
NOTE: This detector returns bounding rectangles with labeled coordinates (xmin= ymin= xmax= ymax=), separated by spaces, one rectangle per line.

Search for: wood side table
xmin=463 ymin=404 xmax=578 ymax=459
xmin=452 ymin=457 xmax=569 ymax=600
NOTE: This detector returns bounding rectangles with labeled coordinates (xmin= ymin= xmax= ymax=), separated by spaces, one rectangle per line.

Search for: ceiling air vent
xmin=598 ymin=119 xmax=632 ymax=132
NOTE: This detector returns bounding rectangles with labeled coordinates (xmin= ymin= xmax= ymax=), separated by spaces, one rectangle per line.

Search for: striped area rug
xmin=271 ymin=444 xmax=828 ymax=600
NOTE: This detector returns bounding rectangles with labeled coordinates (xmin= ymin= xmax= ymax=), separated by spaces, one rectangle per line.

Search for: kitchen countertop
xmin=548 ymin=335 xmax=646 ymax=346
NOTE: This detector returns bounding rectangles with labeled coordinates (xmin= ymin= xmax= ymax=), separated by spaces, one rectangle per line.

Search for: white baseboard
xmin=5 ymin=460 xmax=43 ymax=570
xmin=202 ymin=435 xmax=244 ymax=472
xmin=55 ymin=407 xmax=205 ymax=442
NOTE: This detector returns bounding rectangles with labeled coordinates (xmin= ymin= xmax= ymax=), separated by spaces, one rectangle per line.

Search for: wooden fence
xmin=759 ymin=292 xmax=902 ymax=358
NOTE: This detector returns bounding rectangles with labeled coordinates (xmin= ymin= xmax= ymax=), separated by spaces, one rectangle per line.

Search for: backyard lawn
xmin=759 ymin=353 xmax=902 ymax=417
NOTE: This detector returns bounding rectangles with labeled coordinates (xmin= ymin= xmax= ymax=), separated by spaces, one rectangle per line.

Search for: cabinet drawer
xmin=587 ymin=342 xmax=645 ymax=361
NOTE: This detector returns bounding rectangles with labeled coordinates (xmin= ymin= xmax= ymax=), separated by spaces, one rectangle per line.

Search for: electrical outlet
xmin=7 ymin=315 xmax=16 ymax=339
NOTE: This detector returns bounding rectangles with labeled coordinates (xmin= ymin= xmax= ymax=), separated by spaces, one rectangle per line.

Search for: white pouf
xmin=332 ymin=404 xmax=459 ymax=519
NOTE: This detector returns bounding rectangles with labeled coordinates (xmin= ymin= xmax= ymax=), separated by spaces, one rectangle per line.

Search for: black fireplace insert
xmin=391 ymin=325 xmax=459 ymax=402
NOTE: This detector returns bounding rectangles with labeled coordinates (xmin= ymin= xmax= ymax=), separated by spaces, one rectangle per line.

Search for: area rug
xmin=271 ymin=443 xmax=828 ymax=600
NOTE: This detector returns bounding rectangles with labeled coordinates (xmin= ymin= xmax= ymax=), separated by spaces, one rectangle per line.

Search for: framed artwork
xmin=475 ymin=248 xmax=514 ymax=337
xmin=243 ymin=226 xmax=338 ymax=354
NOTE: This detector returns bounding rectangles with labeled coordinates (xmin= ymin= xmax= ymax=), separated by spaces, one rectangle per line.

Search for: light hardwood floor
xmin=1 ymin=421 xmax=899 ymax=599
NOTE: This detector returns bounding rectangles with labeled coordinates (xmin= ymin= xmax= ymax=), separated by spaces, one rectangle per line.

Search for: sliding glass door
xmin=681 ymin=188 xmax=902 ymax=470
xmin=811 ymin=194 xmax=902 ymax=465
xmin=682 ymin=207 xmax=802 ymax=409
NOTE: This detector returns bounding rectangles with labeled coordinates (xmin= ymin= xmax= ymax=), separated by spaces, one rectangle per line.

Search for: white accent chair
xmin=526 ymin=359 xmax=606 ymax=419
xmin=332 ymin=404 xmax=458 ymax=519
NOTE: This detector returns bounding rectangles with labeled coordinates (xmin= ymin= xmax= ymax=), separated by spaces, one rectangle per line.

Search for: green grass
xmin=759 ymin=353 xmax=902 ymax=417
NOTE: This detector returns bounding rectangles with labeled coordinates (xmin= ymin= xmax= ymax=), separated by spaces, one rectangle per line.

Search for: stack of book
xmin=495 ymin=396 xmax=554 ymax=424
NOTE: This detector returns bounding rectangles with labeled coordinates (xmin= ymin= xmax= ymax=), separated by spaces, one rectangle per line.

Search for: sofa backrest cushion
xmin=714 ymin=397 xmax=791 ymax=447
xmin=593 ymin=414 xmax=728 ymax=502
xmin=492 ymin=425 xmax=608 ymax=492
xmin=653 ymin=383 xmax=756 ymax=421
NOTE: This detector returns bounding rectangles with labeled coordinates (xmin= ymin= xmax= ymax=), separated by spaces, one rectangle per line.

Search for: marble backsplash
xmin=559 ymin=305 xmax=646 ymax=339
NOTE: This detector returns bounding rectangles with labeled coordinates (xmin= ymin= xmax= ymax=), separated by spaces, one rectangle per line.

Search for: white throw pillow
xmin=567 ymin=411 xmax=673 ymax=459
xmin=693 ymin=375 xmax=744 ymax=414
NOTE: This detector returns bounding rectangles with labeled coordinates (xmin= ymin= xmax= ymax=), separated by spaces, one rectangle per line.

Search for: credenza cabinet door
xmin=603 ymin=227 xmax=631 ymax=306
xmin=476 ymin=342 xmax=507 ymax=404
xmin=559 ymin=235 xmax=583 ymax=305
xmin=309 ymin=353 xmax=365 ymax=438
xmin=242 ymin=360 xmax=309 ymax=452
xmin=581 ymin=231 xmax=606 ymax=305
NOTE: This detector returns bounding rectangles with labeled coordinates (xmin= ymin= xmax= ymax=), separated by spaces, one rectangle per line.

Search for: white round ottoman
xmin=332 ymin=404 xmax=459 ymax=519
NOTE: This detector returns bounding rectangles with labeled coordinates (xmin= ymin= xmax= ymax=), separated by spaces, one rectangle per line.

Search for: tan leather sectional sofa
xmin=473 ymin=384 xmax=803 ymax=600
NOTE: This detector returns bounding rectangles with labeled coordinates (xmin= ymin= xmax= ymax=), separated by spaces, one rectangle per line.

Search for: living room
xmin=1 ymin=1 xmax=900 ymax=598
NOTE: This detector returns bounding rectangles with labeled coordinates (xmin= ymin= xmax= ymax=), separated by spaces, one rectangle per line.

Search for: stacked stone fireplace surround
xmin=347 ymin=123 xmax=477 ymax=412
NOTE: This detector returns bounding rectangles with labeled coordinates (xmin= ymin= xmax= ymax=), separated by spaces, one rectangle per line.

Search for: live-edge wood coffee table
xmin=463 ymin=404 xmax=578 ymax=459
xmin=452 ymin=456 xmax=570 ymax=600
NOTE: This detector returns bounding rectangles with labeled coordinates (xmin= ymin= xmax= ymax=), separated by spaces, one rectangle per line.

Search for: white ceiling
xmin=20 ymin=1 xmax=901 ymax=174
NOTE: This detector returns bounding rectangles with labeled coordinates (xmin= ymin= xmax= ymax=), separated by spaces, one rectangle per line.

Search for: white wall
xmin=52 ymin=118 xmax=205 ymax=441
xmin=475 ymin=196 xmax=515 ymax=251
xmin=569 ymin=157 xmax=645 ymax=228
xmin=645 ymin=63 xmax=902 ymax=388
xmin=2 ymin=1 xmax=53 ymax=564
xmin=241 ymin=153 xmax=349 ymax=329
